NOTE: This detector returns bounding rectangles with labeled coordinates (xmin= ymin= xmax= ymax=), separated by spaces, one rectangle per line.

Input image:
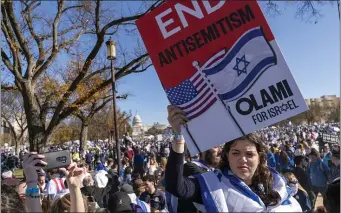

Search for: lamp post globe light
xmin=106 ymin=37 xmax=121 ymax=173
xmin=106 ymin=38 xmax=116 ymax=60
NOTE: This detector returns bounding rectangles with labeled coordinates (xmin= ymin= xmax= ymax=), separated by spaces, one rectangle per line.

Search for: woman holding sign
xmin=165 ymin=105 xmax=302 ymax=212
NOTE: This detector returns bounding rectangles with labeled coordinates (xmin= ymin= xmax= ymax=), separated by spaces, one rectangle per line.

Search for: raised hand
xmin=60 ymin=163 xmax=84 ymax=189
xmin=167 ymin=105 xmax=188 ymax=134
xmin=22 ymin=152 xmax=47 ymax=182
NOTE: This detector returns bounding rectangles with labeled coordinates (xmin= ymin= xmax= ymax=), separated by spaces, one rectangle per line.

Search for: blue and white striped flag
xmin=202 ymin=27 xmax=277 ymax=102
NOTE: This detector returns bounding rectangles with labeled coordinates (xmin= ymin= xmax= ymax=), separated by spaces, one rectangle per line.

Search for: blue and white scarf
xmin=166 ymin=160 xmax=210 ymax=213
xmin=193 ymin=168 xmax=302 ymax=212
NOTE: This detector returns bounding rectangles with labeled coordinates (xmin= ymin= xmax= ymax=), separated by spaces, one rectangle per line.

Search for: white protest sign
xmin=136 ymin=0 xmax=308 ymax=155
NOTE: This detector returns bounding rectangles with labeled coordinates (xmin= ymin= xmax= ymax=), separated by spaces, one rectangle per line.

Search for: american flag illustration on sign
xmin=165 ymin=71 xmax=217 ymax=120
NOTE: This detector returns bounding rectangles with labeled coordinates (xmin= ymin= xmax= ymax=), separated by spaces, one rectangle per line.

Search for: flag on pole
xmin=202 ymin=27 xmax=277 ymax=102
xmin=165 ymin=72 xmax=217 ymax=120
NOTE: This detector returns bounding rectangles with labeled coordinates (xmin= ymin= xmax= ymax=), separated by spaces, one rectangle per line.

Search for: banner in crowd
xmin=322 ymin=133 xmax=340 ymax=144
xmin=137 ymin=0 xmax=308 ymax=155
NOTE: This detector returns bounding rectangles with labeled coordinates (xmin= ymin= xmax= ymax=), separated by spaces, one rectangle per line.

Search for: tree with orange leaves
xmin=1 ymin=0 xmax=161 ymax=151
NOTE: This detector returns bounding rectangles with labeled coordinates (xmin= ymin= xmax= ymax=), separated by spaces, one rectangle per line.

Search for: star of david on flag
xmin=201 ymin=27 xmax=277 ymax=103
xmin=234 ymin=55 xmax=250 ymax=76
xmin=165 ymin=72 xmax=217 ymax=120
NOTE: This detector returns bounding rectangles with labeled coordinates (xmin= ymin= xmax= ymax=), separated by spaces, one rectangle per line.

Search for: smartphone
xmin=41 ymin=150 xmax=71 ymax=170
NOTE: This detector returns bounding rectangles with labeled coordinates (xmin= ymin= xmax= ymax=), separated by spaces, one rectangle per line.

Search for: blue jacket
xmin=133 ymin=155 xmax=144 ymax=167
xmin=267 ymin=152 xmax=277 ymax=169
xmin=309 ymin=158 xmax=329 ymax=187
xmin=274 ymin=153 xmax=280 ymax=168
xmin=323 ymin=152 xmax=332 ymax=165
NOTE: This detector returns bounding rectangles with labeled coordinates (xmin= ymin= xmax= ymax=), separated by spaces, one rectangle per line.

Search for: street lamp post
xmin=106 ymin=37 xmax=122 ymax=173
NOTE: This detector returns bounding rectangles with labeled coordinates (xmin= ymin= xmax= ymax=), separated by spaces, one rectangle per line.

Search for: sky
xmin=7 ymin=1 xmax=339 ymax=127
xmin=117 ymin=1 xmax=340 ymax=126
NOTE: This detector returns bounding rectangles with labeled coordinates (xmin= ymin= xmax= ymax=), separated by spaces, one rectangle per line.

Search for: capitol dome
xmin=132 ymin=114 xmax=142 ymax=127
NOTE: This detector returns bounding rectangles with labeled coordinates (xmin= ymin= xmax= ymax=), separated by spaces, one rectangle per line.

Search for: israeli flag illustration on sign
xmin=202 ymin=27 xmax=277 ymax=103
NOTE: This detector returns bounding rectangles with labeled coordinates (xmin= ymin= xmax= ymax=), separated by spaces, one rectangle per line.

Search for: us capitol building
xmin=131 ymin=113 xmax=169 ymax=139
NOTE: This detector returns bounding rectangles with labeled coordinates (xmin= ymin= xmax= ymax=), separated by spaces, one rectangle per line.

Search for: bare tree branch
xmin=53 ymin=0 xmax=64 ymax=52
xmin=116 ymin=53 xmax=149 ymax=79
xmin=122 ymin=64 xmax=152 ymax=77
xmin=31 ymin=0 xmax=66 ymax=81
xmin=62 ymin=5 xmax=84 ymax=14
xmin=1 ymin=84 xmax=18 ymax=91
xmin=47 ymin=34 xmax=105 ymax=133
xmin=1 ymin=116 xmax=18 ymax=141
xmin=1 ymin=9 xmax=24 ymax=82
xmin=39 ymin=25 xmax=83 ymax=40
xmin=81 ymin=66 xmax=110 ymax=83
xmin=1 ymin=49 xmax=14 ymax=72
xmin=100 ymin=0 xmax=164 ymax=35
xmin=3 ymin=0 xmax=32 ymax=65
xmin=91 ymin=97 xmax=113 ymax=117
xmin=33 ymin=20 xmax=85 ymax=82
xmin=21 ymin=0 xmax=46 ymax=69
xmin=95 ymin=0 xmax=101 ymax=34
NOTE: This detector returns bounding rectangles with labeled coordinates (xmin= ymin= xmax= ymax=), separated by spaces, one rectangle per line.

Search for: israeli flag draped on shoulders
xmin=166 ymin=160 xmax=212 ymax=213
xmin=193 ymin=168 xmax=302 ymax=212
xmin=201 ymin=27 xmax=277 ymax=103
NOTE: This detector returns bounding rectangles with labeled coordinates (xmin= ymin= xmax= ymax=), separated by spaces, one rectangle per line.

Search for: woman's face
xmin=324 ymin=146 xmax=330 ymax=152
xmin=227 ymin=139 xmax=260 ymax=185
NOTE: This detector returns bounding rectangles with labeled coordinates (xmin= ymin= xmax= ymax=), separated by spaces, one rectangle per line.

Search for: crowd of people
xmin=1 ymin=106 xmax=340 ymax=213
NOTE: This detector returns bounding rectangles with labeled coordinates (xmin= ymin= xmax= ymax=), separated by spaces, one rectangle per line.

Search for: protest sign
xmin=322 ymin=133 xmax=340 ymax=144
xmin=13 ymin=169 xmax=24 ymax=179
xmin=136 ymin=0 xmax=308 ymax=155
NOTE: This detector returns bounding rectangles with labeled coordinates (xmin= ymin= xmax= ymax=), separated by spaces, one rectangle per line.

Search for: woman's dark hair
xmin=41 ymin=196 xmax=51 ymax=213
xmin=122 ymin=159 xmax=128 ymax=166
xmin=294 ymin=155 xmax=305 ymax=166
xmin=279 ymin=150 xmax=289 ymax=165
xmin=1 ymin=184 xmax=26 ymax=213
xmin=142 ymin=174 xmax=155 ymax=183
xmin=50 ymin=193 xmax=88 ymax=213
xmin=221 ymin=133 xmax=281 ymax=207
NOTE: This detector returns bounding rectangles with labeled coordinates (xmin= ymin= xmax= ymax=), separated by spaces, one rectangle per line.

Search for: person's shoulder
xmin=184 ymin=161 xmax=195 ymax=169
xmin=184 ymin=162 xmax=206 ymax=175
